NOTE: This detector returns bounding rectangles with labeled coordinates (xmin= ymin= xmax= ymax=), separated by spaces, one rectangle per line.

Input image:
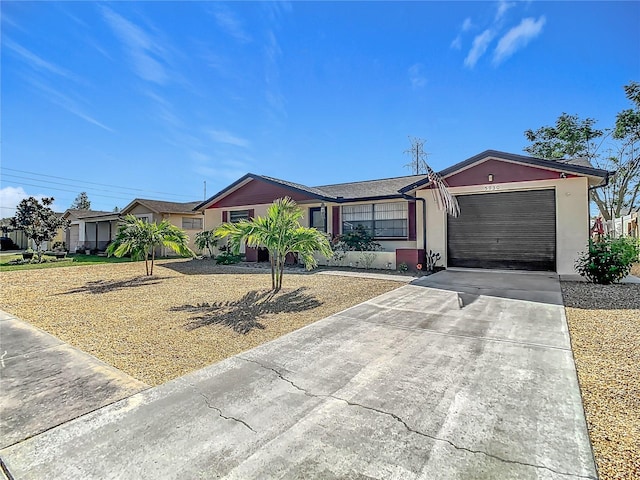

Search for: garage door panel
xmin=447 ymin=190 xmax=556 ymax=271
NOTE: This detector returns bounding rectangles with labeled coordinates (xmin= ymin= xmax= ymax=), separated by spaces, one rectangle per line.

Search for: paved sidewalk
xmin=1 ymin=271 xmax=596 ymax=479
xmin=0 ymin=311 xmax=147 ymax=450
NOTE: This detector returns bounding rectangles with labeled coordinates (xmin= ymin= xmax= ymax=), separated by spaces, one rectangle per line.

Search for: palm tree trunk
xmin=270 ymin=249 xmax=276 ymax=290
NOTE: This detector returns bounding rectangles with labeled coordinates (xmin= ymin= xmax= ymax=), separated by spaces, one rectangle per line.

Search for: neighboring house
xmin=120 ymin=199 xmax=204 ymax=255
xmin=62 ymin=210 xmax=121 ymax=252
xmin=194 ymin=150 xmax=611 ymax=275
xmin=613 ymin=209 xmax=638 ymax=238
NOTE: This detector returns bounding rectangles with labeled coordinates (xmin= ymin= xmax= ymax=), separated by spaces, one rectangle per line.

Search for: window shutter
xmin=408 ymin=201 xmax=416 ymax=241
xmin=222 ymin=211 xmax=228 ymax=222
xmin=248 ymin=209 xmax=255 ymax=220
xmin=332 ymin=206 xmax=340 ymax=237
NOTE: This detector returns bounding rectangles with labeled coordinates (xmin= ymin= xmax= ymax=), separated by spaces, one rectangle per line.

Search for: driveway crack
xmin=180 ymin=379 xmax=255 ymax=433
xmin=238 ymin=356 xmax=596 ymax=480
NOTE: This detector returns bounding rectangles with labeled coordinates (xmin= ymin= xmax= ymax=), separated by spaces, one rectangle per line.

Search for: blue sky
xmin=1 ymin=1 xmax=639 ymax=215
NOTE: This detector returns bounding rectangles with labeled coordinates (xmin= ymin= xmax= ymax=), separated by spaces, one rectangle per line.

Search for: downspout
xmin=401 ymin=193 xmax=427 ymax=253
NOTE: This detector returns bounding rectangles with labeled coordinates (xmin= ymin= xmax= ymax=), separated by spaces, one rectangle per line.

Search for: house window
xmin=182 ymin=217 xmax=203 ymax=230
xmin=229 ymin=210 xmax=250 ymax=223
xmin=309 ymin=207 xmax=327 ymax=232
xmin=342 ymin=202 xmax=407 ymax=238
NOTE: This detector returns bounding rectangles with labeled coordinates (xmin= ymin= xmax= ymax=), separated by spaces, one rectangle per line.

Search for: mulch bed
xmin=562 ymin=280 xmax=640 ymax=480
xmin=0 ymin=258 xmax=401 ymax=386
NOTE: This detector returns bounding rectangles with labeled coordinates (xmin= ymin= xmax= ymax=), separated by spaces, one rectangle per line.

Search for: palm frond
xmin=425 ymin=165 xmax=460 ymax=217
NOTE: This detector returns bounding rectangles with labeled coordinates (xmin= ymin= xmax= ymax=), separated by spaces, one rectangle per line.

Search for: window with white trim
xmin=182 ymin=217 xmax=203 ymax=230
xmin=342 ymin=202 xmax=407 ymax=238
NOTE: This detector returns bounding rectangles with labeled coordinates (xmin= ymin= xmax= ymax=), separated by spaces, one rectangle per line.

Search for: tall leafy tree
xmin=524 ymin=83 xmax=640 ymax=220
xmin=215 ymin=197 xmax=333 ymax=292
xmin=11 ymin=197 xmax=69 ymax=262
xmin=107 ymin=215 xmax=194 ymax=275
xmin=524 ymin=114 xmax=604 ymax=160
xmin=71 ymin=192 xmax=91 ymax=210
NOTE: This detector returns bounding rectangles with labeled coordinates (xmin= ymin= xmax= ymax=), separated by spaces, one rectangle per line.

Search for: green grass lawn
xmin=0 ymin=253 xmax=136 ymax=272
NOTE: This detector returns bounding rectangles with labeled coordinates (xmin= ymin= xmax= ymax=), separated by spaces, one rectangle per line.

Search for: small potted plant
xmin=22 ymin=248 xmax=34 ymax=260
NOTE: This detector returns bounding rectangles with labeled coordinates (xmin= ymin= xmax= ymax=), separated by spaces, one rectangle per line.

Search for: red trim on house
xmin=332 ymin=206 xmax=340 ymax=238
xmin=408 ymin=201 xmax=416 ymax=241
xmin=245 ymin=246 xmax=258 ymax=262
xmin=209 ymin=178 xmax=316 ymax=208
xmin=430 ymin=159 xmax=578 ymax=188
xmin=396 ymin=249 xmax=425 ymax=272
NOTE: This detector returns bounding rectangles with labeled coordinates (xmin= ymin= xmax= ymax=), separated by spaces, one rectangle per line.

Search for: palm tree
xmin=107 ymin=215 xmax=194 ymax=275
xmin=215 ymin=197 xmax=332 ymax=292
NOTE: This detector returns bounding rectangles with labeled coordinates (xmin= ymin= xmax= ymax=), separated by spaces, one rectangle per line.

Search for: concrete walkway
xmin=0 ymin=311 xmax=147 ymax=450
xmin=0 ymin=271 xmax=596 ymax=479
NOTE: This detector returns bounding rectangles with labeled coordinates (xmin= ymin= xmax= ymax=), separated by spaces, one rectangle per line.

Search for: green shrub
xmin=575 ymin=236 xmax=640 ymax=284
xmin=333 ymin=225 xmax=380 ymax=252
xmin=398 ymin=262 xmax=408 ymax=273
xmin=215 ymin=251 xmax=242 ymax=265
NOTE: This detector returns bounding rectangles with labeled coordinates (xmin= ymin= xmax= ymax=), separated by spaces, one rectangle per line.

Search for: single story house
xmin=120 ymin=198 xmax=205 ymax=255
xmin=194 ymin=150 xmax=611 ymax=275
xmin=62 ymin=210 xmax=121 ymax=253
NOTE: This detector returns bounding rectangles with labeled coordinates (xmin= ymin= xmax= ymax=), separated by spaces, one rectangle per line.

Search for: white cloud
xmin=408 ymin=63 xmax=427 ymax=89
xmin=495 ymin=1 xmax=515 ymax=21
xmin=464 ymin=29 xmax=495 ymax=68
xmin=208 ymin=129 xmax=250 ymax=148
xmin=211 ymin=4 xmax=251 ymax=43
xmin=0 ymin=186 xmax=64 ymax=218
xmin=450 ymin=17 xmax=473 ymax=50
xmin=493 ymin=16 xmax=546 ymax=65
xmin=100 ymin=7 xmax=169 ymax=84
xmin=4 ymin=39 xmax=78 ymax=81
xmin=26 ymin=78 xmax=114 ymax=132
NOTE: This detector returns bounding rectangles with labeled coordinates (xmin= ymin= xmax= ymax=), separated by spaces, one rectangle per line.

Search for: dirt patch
xmin=0 ymin=259 xmax=401 ymax=386
xmin=562 ymin=281 xmax=640 ymax=480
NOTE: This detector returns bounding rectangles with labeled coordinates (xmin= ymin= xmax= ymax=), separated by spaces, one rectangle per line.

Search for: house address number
xmin=483 ymin=185 xmax=501 ymax=191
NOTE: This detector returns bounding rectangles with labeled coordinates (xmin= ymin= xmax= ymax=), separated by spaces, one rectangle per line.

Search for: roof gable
xmin=121 ymin=198 xmax=201 ymax=215
xmin=206 ymin=177 xmax=323 ymax=209
xmin=399 ymin=150 xmax=611 ymax=192
xmin=442 ymin=158 xmax=578 ymax=187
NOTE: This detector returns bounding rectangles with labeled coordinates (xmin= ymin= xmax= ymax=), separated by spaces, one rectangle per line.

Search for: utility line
xmin=1 ymin=167 xmax=194 ymax=200
xmin=1 ymin=173 xmax=167 ymax=199
xmin=1 ymin=181 xmax=138 ymax=201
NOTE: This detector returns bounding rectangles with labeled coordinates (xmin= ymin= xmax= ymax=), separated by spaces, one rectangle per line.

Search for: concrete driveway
xmin=0 ymin=270 xmax=596 ymax=479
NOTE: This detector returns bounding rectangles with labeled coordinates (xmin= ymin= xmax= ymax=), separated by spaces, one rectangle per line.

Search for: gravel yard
xmin=562 ymin=278 xmax=640 ymax=480
xmin=0 ymin=259 xmax=401 ymax=386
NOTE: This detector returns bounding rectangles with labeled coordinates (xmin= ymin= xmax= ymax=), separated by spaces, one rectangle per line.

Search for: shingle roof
xmin=258 ymin=175 xmax=335 ymax=199
xmin=123 ymin=199 xmax=202 ymax=215
xmin=313 ymin=174 xmax=428 ymax=199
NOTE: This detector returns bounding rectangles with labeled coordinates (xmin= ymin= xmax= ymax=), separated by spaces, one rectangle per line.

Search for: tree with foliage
xmin=71 ymin=192 xmax=91 ymax=210
xmin=524 ymin=113 xmax=603 ymax=160
xmin=215 ymin=197 xmax=333 ymax=292
xmin=11 ymin=197 xmax=69 ymax=262
xmin=107 ymin=215 xmax=194 ymax=275
xmin=194 ymin=230 xmax=218 ymax=257
xmin=524 ymin=82 xmax=640 ymax=220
